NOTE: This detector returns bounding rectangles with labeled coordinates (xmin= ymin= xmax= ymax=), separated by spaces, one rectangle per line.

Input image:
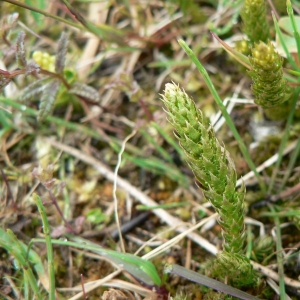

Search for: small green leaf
xmin=104 ymin=252 xmax=162 ymax=287
xmin=25 ymin=0 xmax=46 ymax=27
xmin=86 ymin=208 xmax=107 ymax=224
xmin=41 ymin=236 xmax=162 ymax=287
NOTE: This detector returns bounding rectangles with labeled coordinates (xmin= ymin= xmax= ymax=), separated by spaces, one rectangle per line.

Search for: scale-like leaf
xmin=16 ymin=31 xmax=27 ymax=68
xmin=55 ymin=32 xmax=69 ymax=73
xmin=21 ymin=77 xmax=51 ymax=101
xmin=69 ymin=82 xmax=100 ymax=102
xmin=38 ymin=79 xmax=60 ymax=122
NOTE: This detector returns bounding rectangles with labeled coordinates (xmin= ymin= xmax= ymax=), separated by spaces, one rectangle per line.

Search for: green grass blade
xmin=209 ymin=0 xmax=243 ymax=35
xmin=278 ymin=137 xmax=300 ymax=191
xmin=164 ymin=264 xmax=260 ymax=300
xmin=136 ymin=201 xmax=190 ymax=210
xmin=271 ymin=206 xmax=287 ymax=300
xmin=268 ymin=87 xmax=300 ymax=194
xmin=286 ymin=0 xmax=300 ymax=64
xmin=270 ymin=5 xmax=300 ymax=193
xmin=33 ymin=194 xmax=56 ymax=300
xmin=130 ymin=156 xmax=188 ymax=186
xmin=3 ymin=0 xmax=85 ymax=31
xmin=273 ymin=12 xmax=298 ymax=70
xmin=6 ymin=230 xmax=42 ymax=299
xmin=245 ymin=225 xmax=253 ymax=260
xmin=61 ymin=0 xmax=125 ymax=44
xmin=0 ymin=228 xmax=42 ymax=299
xmin=151 ymin=122 xmax=183 ymax=157
xmin=0 ymin=108 xmax=12 ymax=130
xmin=24 ymin=274 xmax=30 ymax=300
xmin=33 ymin=237 xmax=162 ymax=287
xmin=178 ymin=39 xmax=266 ymax=192
xmin=285 ymin=68 xmax=300 ymax=77
xmin=25 ymin=0 xmax=46 ymax=27
xmin=140 ymin=128 xmax=174 ymax=164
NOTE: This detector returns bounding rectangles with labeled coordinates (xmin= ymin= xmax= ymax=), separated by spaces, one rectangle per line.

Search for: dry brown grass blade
xmin=211 ymin=32 xmax=251 ymax=69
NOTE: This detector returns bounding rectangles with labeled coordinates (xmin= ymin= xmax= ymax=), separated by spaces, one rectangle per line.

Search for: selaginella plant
xmin=161 ymin=83 xmax=256 ymax=287
xmin=236 ymin=0 xmax=270 ymax=72
xmin=238 ymin=0 xmax=294 ymax=120
xmin=248 ymin=41 xmax=293 ymax=120
xmin=240 ymin=0 xmax=270 ymax=44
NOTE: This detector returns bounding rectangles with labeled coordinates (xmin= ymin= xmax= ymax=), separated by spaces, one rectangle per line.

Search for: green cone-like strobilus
xmin=161 ymin=83 xmax=245 ymax=254
xmin=241 ymin=0 xmax=270 ymax=44
xmin=248 ymin=41 xmax=293 ymax=114
xmin=161 ymin=83 xmax=256 ymax=286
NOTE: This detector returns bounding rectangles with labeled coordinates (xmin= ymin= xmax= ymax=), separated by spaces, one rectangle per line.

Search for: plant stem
xmin=270 ymin=205 xmax=287 ymax=300
xmin=287 ymin=0 xmax=300 ymax=64
xmin=3 ymin=0 xmax=85 ymax=31
xmin=33 ymin=194 xmax=56 ymax=300
xmin=278 ymin=137 xmax=300 ymax=191
xmin=2 ymin=229 xmax=42 ymax=299
xmin=33 ymin=237 xmax=162 ymax=287
xmin=272 ymin=12 xmax=298 ymax=70
xmin=268 ymin=88 xmax=300 ymax=194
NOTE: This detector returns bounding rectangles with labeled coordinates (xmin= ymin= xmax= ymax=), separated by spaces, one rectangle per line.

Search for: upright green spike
xmin=161 ymin=83 xmax=256 ymax=287
xmin=161 ymin=83 xmax=245 ymax=254
xmin=248 ymin=41 xmax=293 ymax=114
xmin=241 ymin=0 xmax=270 ymax=44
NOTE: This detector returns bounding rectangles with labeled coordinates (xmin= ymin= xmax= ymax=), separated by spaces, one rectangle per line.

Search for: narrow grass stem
xmin=60 ymin=0 xmax=101 ymax=36
xmin=32 ymin=237 xmax=162 ymax=287
xmin=278 ymin=137 xmax=300 ymax=192
xmin=267 ymin=8 xmax=300 ymax=192
xmin=178 ymin=39 xmax=266 ymax=193
xmin=140 ymin=128 xmax=173 ymax=163
xmin=33 ymin=194 xmax=56 ymax=300
xmin=272 ymin=12 xmax=298 ymax=70
xmin=270 ymin=205 xmax=287 ymax=300
xmin=24 ymin=275 xmax=29 ymax=300
xmin=246 ymin=225 xmax=253 ymax=259
xmin=165 ymin=264 xmax=259 ymax=300
xmin=209 ymin=0 xmax=243 ymax=35
xmin=151 ymin=122 xmax=183 ymax=156
xmin=268 ymin=87 xmax=300 ymax=194
xmin=2 ymin=0 xmax=85 ymax=31
xmin=2 ymin=230 xmax=42 ymax=299
xmin=287 ymin=0 xmax=300 ymax=64
xmin=61 ymin=0 xmax=124 ymax=44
